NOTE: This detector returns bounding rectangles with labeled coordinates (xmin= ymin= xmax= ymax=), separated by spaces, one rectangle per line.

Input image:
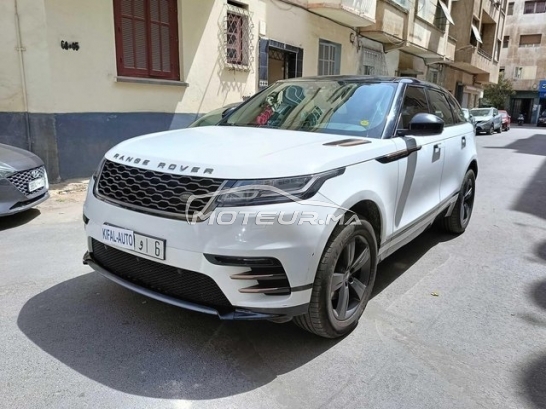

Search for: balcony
xmin=451 ymin=46 xmax=493 ymax=82
xmin=358 ymin=0 xmax=407 ymax=43
xmin=307 ymin=0 xmax=376 ymax=27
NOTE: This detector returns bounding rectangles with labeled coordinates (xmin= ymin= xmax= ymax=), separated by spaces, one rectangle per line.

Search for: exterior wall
xmin=499 ymin=0 xmax=546 ymax=123
xmin=0 ymin=0 xmax=265 ymax=180
xmin=265 ymin=1 xmax=361 ymax=76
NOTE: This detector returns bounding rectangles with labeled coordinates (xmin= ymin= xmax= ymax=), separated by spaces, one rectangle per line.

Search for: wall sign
xmin=60 ymin=41 xmax=80 ymax=51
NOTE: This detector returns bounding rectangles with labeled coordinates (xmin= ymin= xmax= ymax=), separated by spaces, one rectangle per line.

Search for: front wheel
xmin=294 ymin=218 xmax=377 ymax=338
xmin=440 ymin=169 xmax=476 ymax=234
xmin=488 ymin=124 xmax=495 ymax=135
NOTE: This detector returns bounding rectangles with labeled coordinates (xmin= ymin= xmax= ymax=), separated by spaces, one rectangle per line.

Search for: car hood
xmin=0 ymin=143 xmax=44 ymax=171
xmin=473 ymin=116 xmax=493 ymax=122
xmin=104 ymin=126 xmax=397 ymax=179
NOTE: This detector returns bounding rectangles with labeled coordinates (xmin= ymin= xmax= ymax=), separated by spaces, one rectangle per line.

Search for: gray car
xmin=470 ymin=107 xmax=502 ymax=135
xmin=0 ymin=143 xmax=49 ymax=216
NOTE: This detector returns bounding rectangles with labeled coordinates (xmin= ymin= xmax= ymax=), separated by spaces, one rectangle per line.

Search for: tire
xmin=496 ymin=125 xmax=502 ymax=134
xmin=488 ymin=124 xmax=494 ymax=135
xmin=293 ymin=218 xmax=377 ymax=338
xmin=440 ymin=169 xmax=476 ymax=234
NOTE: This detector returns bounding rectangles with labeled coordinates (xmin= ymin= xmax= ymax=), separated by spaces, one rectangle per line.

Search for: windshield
xmin=470 ymin=108 xmax=492 ymax=117
xmin=222 ymin=80 xmax=397 ymax=138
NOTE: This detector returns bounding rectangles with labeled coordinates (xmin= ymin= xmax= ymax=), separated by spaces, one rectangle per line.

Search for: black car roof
xmin=277 ymin=75 xmax=447 ymax=91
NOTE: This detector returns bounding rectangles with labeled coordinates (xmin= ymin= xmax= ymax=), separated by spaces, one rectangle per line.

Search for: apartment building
xmin=499 ymin=0 xmax=546 ymax=123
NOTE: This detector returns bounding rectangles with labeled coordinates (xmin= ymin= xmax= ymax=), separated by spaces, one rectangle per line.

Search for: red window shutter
xmin=113 ymin=0 xmax=179 ymax=80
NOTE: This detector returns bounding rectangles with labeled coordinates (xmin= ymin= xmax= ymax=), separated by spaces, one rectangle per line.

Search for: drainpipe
xmin=14 ymin=0 xmax=32 ymax=151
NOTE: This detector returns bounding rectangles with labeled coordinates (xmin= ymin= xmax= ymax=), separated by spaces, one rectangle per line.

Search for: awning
xmin=471 ymin=23 xmax=483 ymax=44
xmin=438 ymin=0 xmax=455 ymax=25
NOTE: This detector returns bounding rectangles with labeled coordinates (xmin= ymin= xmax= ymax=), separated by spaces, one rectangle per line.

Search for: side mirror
xmin=407 ymin=113 xmax=444 ymax=136
xmin=221 ymin=106 xmax=237 ymax=118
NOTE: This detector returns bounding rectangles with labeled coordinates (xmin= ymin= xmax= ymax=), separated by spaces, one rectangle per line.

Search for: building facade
xmin=499 ymin=0 xmax=546 ymax=123
xmin=0 ymin=0 xmax=506 ymax=180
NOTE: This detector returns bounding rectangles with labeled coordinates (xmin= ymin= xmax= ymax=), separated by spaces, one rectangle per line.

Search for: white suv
xmin=83 ymin=76 xmax=478 ymax=338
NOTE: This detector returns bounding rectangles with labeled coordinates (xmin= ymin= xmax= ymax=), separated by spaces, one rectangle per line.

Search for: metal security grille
xmin=7 ymin=166 xmax=46 ymax=197
xmin=95 ymin=160 xmax=225 ymax=220
xmin=92 ymin=239 xmax=232 ymax=309
xmin=223 ymin=3 xmax=254 ymax=70
xmin=359 ymin=47 xmax=388 ymax=76
xmin=318 ymin=40 xmax=340 ymax=75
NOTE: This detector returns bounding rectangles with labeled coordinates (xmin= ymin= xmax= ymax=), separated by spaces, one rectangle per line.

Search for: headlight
xmin=0 ymin=162 xmax=16 ymax=179
xmin=215 ymin=168 xmax=345 ymax=207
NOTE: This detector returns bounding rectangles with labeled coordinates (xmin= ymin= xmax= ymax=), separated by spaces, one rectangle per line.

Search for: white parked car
xmin=83 ymin=76 xmax=478 ymax=338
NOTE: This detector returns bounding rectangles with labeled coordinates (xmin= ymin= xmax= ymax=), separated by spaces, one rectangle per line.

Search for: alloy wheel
xmin=330 ymin=235 xmax=372 ymax=321
xmin=460 ymin=177 xmax=475 ymax=226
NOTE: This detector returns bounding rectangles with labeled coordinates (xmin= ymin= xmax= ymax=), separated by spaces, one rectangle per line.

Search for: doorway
xmin=258 ymin=39 xmax=303 ymax=90
xmin=511 ymin=98 xmax=533 ymax=123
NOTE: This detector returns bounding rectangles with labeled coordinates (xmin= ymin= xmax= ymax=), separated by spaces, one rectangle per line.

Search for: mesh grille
xmin=92 ymin=239 xmax=232 ymax=309
xmin=7 ymin=166 xmax=46 ymax=197
xmin=95 ymin=160 xmax=225 ymax=220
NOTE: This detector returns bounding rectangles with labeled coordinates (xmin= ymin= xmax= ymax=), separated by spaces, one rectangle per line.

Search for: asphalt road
xmin=1 ymin=127 xmax=545 ymax=409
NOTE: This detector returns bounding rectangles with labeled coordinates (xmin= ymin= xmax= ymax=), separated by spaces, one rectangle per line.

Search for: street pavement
xmin=1 ymin=127 xmax=545 ymax=409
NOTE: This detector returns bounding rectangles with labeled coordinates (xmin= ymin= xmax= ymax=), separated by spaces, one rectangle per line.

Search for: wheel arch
xmin=348 ymin=199 xmax=383 ymax=248
xmin=468 ymin=159 xmax=478 ymax=178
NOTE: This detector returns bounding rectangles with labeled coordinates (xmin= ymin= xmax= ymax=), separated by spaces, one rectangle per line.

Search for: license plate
xmin=101 ymin=225 xmax=165 ymax=260
xmin=28 ymin=178 xmax=45 ymax=192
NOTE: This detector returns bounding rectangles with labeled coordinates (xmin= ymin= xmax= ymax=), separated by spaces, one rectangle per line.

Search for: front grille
xmin=7 ymin=166 xmax=46 ymax=196
xmin=92 ymin=239 xmax=232 ymax=309
xmin=95 ymin=160 xmax=225 ymax=219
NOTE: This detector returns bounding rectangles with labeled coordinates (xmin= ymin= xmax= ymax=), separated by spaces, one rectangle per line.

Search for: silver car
xmin=0 ymin=143 xmax=49 ymax=216
xmin=470 ymin=107 xmax=502 ymax=135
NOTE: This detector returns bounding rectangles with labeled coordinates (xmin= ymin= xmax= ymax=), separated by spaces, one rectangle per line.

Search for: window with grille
xmin=318 ymin=40 xmax=341 ymax=76
xmin=507 ymin=2 xmax=514 ymax=14
xmin=519 ymin=34 xmax=542 ymax=47
xmin=514 ymin=66 xmax=523 ymax=78
xmin=503 ymin=36 xmax=509 ymax=48
xmin=227 ymin=12 xmax=246 ymax=65
xmin=113 ymin=0 xmax=179 ymax=80
xmin=363 ymin=65 xmax=375 ymax=75
xmin=496 ymin=40 xmax=501 ymax=60
xmin=524 ymin=1 xmax=546 ymax=13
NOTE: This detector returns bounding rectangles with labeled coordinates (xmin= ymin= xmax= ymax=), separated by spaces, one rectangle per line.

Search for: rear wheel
xmin=294 ymin=218 xmax=377 ymax=338
xmin=441 ymin=169 xmax=476 ymax=234
xmin=496 ymin=124 xmax=502 ymax=133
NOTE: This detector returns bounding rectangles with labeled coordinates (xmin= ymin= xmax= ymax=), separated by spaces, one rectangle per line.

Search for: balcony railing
xmin=477 ymin=48 xmax=492 ymax=60
xmin=307 ymin=0 xmax=376 ymax=26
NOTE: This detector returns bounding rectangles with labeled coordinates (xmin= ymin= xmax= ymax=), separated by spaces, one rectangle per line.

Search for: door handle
xmin=461 ymin=136 xmax=466 ymax=148
xmin=433 ymin=144 xmax=441 ymax=152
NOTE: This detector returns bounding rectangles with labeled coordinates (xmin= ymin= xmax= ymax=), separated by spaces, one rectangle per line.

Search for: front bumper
xmin=475 ymin=121 xmax=492 ymax=133
xmin=0 ymin=177 xmax=49 ymax=217
xmin=83 ymin=179 xmax=339 ymax=319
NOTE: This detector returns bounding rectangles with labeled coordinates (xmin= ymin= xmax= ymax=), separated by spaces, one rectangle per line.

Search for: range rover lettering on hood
xmin=112 ymin=153 xmax=214 ymax=175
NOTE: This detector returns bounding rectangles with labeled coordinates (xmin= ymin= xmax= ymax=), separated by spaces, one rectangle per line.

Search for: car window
xmin=446 ymin=93 xmax=466 ymax=124
xmin=398 ymin=86 xmax=429 ymax=130
xmin=224 ymin=81 xmax=397 ymax=138
xmin=493 ymin=109 xmax=498 ymax=116
xmin=427 ymin=89 xmax=454 ymax=126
